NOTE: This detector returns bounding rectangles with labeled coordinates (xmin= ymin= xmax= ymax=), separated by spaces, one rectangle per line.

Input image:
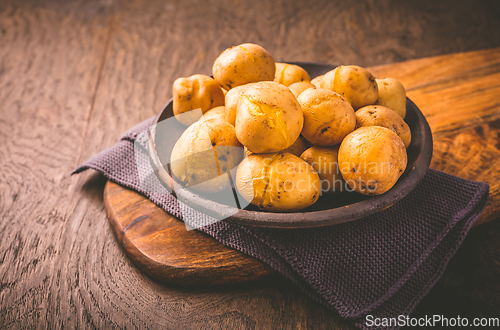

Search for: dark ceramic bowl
xmin=148 ymin=63 xmax=433 ymax=229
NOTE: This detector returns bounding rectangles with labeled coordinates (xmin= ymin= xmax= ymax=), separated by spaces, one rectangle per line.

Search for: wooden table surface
xmin=1 ymin=0 xmax=500 ymax=328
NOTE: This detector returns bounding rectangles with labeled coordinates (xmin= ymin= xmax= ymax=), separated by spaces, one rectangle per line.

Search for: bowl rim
xmin=148 ymin=62 xmax=433 ymax=229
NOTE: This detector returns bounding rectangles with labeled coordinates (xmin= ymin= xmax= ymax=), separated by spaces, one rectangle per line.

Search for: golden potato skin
xmin=236 ymin=153 xmax=321 ymax=212
xmin=244 ymin=136 xmax=308 ymax=157
xmin=288 ymin=81 xmax=316 ymax=99
xmin=282 ymin=135 xmax=309 ymax=157
xmin=316 ymin=67 xmax=339 ymax=91
xmin=200 ymin=106 xmax=226 ymax=122
xmin=172 ymin=74 xmax=225 ymax=126
xmin=170 ymin=118 xmax=243 ymax=193
xmin=332 ymin=65 xmax=378 ymax=110
xmin=310 ymin=74 xmax=324 ymax=88
xmin=355 ymin=105 xmax=411 ymax=148
xmin=274 ymin=63 xmax=311 ymax=86
xmin=235 ymin=81 xmax=304 ymax=153
xmin=338 ymin=126 xmax=407 ymax=195
xmin=297 ymin=88 xmax=356 ymax=146
xmin=212 ymin=43 xmax=275 ymax=90
xmin=376 ymin=77 xmax=407 ymax=119
xmin=224 ymin=84 xmax=250 ymax=126
xmin=300 ymin=146 xmax=345 ymax=194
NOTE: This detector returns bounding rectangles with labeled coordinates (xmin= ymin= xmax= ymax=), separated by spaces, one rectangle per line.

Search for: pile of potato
xmin=169 ymin=43 xmax=410 ymax=212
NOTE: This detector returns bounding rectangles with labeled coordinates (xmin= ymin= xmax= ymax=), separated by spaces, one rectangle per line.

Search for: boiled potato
xmin=338 ymin=126 xmax=407 ymax=195
xmin=235 ymin=81 xmax=304 ymax=153
xmin=245 ymin=135 xmax=308 ymax=157
xmin=297 ymin=88 xmax=356 ymax=146
xmin=170 ymin=118 xmax=243 ymax=193
xmin=310 ymin=74 xmax=324 ymax=88
xmin=212 ymin=43 xmax=275 ymax=90
xmin=224 ymin=84 xmax=250 ymax=126
xmin=355 ymin=105 xmax=411 ymax=148
xmin=376 ymin=77 xmax=407 ymax=119
xmin=300 ymin=146 xmax=345 ymax=194
xmin=288 ymin=81 xmax=316 ymax=98
xmin=200 ymin=106 xmax=226 ymax=122
xmin=332 ymin=65 xmax=378 ymax=110
xmin=173 ymin=74 xmax=225 ymax=126
xmin=274 ymin=63 xmax=311 ymax=86
xmin=236 ymin=153 xmax=320 ymax=212
xmin=315 ymin=67 xmax=338 ymax=91
xmin=282 ymin=135 xmax=309 ymax=157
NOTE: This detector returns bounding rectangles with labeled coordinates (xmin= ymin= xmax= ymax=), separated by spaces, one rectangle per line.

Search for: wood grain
xmin=0 ymin=0 xmax=114 ymax=328
xmin=102 ymin=48 xmax=500 ymax=286
xmin=103 ymin=181 xmax=274 ymax=285
xmin=1 ymin=0 xmax=500 ymax=328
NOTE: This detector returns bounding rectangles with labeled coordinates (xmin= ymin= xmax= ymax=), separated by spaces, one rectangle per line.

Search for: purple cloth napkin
xmin=73 ymin=118 xmax=489 ymax=330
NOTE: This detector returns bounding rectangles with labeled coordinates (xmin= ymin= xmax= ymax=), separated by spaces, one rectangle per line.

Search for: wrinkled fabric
xmin=73 ymin=119 xmax=489 ymax=330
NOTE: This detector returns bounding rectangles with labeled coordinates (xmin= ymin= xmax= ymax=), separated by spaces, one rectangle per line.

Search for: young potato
xmin=376 ymin=77 xmax=407 ymax=119
xmin=288 ymin=81 xmax=316 ymax=99
xmin=338 ymin=126 xmax=407 ymax=195
xmin=274 ymin=62 xmax=311 ymax=86
xmin=224 ymin=84 xmax=250 ymax=126
xmin=212 ymin=43 xmax=275 ymax=90
xmin=236 ymin=153 xmax=321 ymax=212
xmin=332 ymin=65 xmax=378 ymax=110
xmin=235 ymin=81 xmax=304 ymax=153
xmin=249 ymin=135 xmax=307 ymax=157
xmin=170 ymin=118 xmax=243 ymax=193
xmin=200 ymin=106 xmax=226 ymax=122
xmin=297 ymin=88 xmax=356 ymax=146
xmin=310 ymin=74 xmax=324 ymax=88
xmin=315 ymin=67 xmax=339 ymax=91
xmin=355 ymin=105 xmax=411 ymax=148
xmin=300 ymin=146 xmax=346 ymax=194
xmin=173 ymin=74 xmax=225 ymax=126
xmin=282 ymin=135 xmax=309 ymax=157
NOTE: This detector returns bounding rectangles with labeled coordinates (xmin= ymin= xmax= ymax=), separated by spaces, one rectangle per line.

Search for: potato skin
xmin=212 ymin=43 xmax=275 ymax=90
xmin=236 ymin=153 xmax=321 ymax=212
xmin=297 ymin=88 xmax=356 ymax=146
xmin=274 ymin=63 xmax=311 ymax=86
xmin=282 ymin=135 xmax=309 ymax=157
xmin=224 ymin=84 xmax=250 ymax=126
xmin=288 ymin=81 xmax=316 ymax=99
xmin=200 ymin=106 xmax=226 ymax=122
xmin=244 ymin=135 xmax=308 ymax=158
xmin=310 ymin=74 xmax=324 ymax=88
xmin=332 ymin=65 xmax=378 ymax=110
xmin=376 ymin=77 xmax=407 ymax=119
xmin=246 ymin=135 xmax=307 ymax=157
xmin=314 ymin=67 xmax=338 ymax=91
xmin=355 ymin=105 xmax=411 ymax=148
xmin=170 ymin=118 xmax=243 ymax=193
xmin=300 ymin=146 xmax=345 ymax=194
xmin=235 ymin=81 xmax=304 ymax=153
xmin=338 ymin=126 xmax=407 ymax=195
xmin=172 ymin=74 xmax=225 ymax=126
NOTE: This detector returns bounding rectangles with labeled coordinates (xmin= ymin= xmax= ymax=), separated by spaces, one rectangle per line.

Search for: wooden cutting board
xmin=104 ymin=48 xmax=500 ymax=285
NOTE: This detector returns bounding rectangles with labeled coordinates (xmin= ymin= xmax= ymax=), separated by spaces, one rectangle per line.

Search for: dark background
xmin=0 ymin=0 xmax=499 ymax=329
